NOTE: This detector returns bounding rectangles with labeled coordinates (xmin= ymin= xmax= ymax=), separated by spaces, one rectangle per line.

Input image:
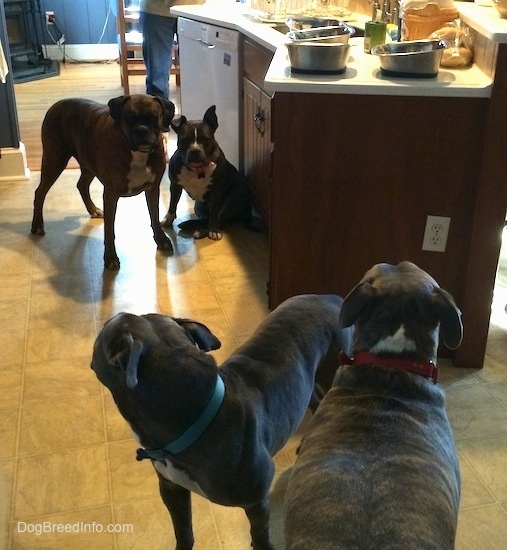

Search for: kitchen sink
xmin=265 ymin=21 xmax=365 ymax=37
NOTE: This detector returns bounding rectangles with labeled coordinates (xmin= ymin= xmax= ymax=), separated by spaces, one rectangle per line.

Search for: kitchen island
xmin=173 ymin=3 xmax=507 ymax=369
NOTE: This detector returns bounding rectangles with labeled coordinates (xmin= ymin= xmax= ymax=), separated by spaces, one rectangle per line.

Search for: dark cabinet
xmin=242 ymin=38 xmax=274 ymax=227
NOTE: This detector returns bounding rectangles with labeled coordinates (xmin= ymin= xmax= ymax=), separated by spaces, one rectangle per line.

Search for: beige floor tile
xmin=10 ymin=506 xmax=115 ymax=549
xmin=28 ymin=293 xmax=95 ymax=327
xmin=0 ymin=409 xmax=19 ymax=460
xmin=25 ymin=322 xmax=96 ymax=364
xmin=458 ymin=454 xmax=496 ymax=508
xmin=14 ymin=446 xmax=110 ymax=518
xmin=458 ymin=435 xmax=507 ymax=501
xmin=114 ymin=494 xmax=221 ymax=550
xmin=18 ymin=395 xmax=105 ymax=456
xmin=0 ymin=300 xmax=28 ymax=331
xmin=209 ymin=502 xmax=254 ymax=550
xmin=2 ymin=243 xmax=34 ymax=276
xmin=2 ymin=459 xmax=15 ymax=547
xmin=1 ymin=273 xmax=31 ymax=302
xmin=163 ymin=281 xmax=222 ymax=316
xmin=445 ymin=384 xmax=507 ymax=441
xmin=456 ymin=504 xmax=507 ymax=549
xmin=23 ymin=358 xmax=101 ymax=403
xmin=222 ymin=300 xmax=270 ymax=342
xmin=107 ymin=440 xmax=160 ymax=502
xmin=0 ymin=363 xmax=23 ymax=410
xmin=103 ymin=393 xmax=132 ymax=443
xmin=1 ymin=326 xmax=26 ymax=370
xmin=114 ymin=496 xmax=177 ymax=549
xmin=30 ymin=271 xmax=94 ymax=305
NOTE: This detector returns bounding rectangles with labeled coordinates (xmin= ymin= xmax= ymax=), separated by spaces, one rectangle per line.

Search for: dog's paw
xmin=104 ymin=255 xmax=120 ymax=271
xmin=90 ymin=207 xmax=104 ymax=219
xmin=30 ymin=225 xmax=45 ymax=236
xmin=161 ymin=213 xmax=176 ymax=228
xmin=155 ymin=236 xmax=174 ymax=252
xmin=192 ymin=228 xmax=210 ymax=239
xmin=208 ymin=230 xmax=223 ymax=241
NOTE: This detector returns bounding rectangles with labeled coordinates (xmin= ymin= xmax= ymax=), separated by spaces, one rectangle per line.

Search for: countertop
xmin=456 ymin=1 xmax=507 ymax=42
xmin=171 ymin=3 xmax=502 ymax=97
xmin=171 ymin=4 xmax=286 ymax=51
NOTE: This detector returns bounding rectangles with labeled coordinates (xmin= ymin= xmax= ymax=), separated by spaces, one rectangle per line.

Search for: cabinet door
xmin=243 ymin=77 xmax=272 ymax=226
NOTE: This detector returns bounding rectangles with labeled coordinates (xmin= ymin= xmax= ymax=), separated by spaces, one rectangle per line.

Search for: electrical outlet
xmin=422 ymin=215 xmax=451 ymax=252
xmin=45 ymin=11 xmax=55 ymax=24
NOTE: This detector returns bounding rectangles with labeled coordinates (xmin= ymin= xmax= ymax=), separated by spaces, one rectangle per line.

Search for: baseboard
xmin=44 ymin=43 xmax=119 ymax=62
xmin=0 ymin=142 xmax=30 ymax=182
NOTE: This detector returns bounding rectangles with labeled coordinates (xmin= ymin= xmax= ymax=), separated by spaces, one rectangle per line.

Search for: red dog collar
xmin=339 ymin=351 xmax=439 ymax=383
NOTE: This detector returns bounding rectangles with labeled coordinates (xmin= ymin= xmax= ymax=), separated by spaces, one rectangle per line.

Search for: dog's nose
xmin=186 ymin=148 xmax=206 ymax=163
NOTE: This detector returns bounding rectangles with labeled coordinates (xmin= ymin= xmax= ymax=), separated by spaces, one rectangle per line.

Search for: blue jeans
xmin=139 ymin=12 xmax=177 ymax=99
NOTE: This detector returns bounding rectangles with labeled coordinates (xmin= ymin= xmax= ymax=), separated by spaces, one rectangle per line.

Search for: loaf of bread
xmin=440 ymin=46 xmax=473 ymax=68
xmin=431 ymin=25 xmax=474 ymax=68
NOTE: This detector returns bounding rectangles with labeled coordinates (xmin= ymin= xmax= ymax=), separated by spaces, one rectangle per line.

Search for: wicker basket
xmin=401 ymin=3 xmax=459 ymax=41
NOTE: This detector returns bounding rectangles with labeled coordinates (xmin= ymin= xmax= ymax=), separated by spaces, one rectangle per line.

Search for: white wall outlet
xmin=422 ymin=215 xmax=451 ymax=253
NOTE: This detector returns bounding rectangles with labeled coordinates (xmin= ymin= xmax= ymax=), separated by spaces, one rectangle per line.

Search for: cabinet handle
xmin=254 ymin=108 xmax=265 ymax=136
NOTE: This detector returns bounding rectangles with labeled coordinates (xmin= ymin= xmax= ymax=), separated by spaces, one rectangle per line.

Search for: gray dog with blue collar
xmin=284 ymin=262 xmax=462 ymax=550
xmin=91 ymin=294 xmax=353 ymax=550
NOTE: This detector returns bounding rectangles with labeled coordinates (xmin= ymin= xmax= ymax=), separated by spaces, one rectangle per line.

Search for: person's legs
xmin=139 ymin=12 xmax=177 ymax=99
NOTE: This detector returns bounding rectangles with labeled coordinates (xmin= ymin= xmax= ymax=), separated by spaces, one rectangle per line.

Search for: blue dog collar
xmin=136 ymin=374 xmax=225 ymax=461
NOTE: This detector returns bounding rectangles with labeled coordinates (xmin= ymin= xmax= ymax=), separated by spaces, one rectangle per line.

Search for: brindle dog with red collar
xmin=30 ymin=95 xmax=175 ymax=270
xmin=284 ymin=261 xmax=463 ymax=550
xmin=161 ymin=105 xmax=252 ymax=240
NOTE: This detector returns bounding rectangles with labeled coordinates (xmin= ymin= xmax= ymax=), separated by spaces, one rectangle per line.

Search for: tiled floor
xmin=1 ymin=160 xmax=507 ymax=548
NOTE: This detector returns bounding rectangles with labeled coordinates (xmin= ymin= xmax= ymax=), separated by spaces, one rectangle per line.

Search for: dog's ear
xmin=338 ymin=282 xmax=374 ymax=328
xmin=203 ymin=105 xmax=218 ymax=132
xmin=108 ymin=95 xmax=129 ymax=122
xmin=433 ymin=287 xmax=463 ymax=350
xmin=152 ymin=97 xmax=176 ymax=130
xmin=106 ymin=333 xmax=144 ymax=389
xmin=170 ymin=115 xmax=187 ymax=133
xmin=175 ymin=318 xmax=221 ymax=351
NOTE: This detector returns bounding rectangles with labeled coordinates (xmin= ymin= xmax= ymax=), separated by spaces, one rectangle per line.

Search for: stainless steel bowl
xmin=371 ymin=39 xmax=446 ymax=78
xmin=287 ymin=25 xmax=355 ymax=44
xmin=286 ymin=17 xmax=345 ymax=31
xmin=287 ymin=42 xmax=351 ymax=74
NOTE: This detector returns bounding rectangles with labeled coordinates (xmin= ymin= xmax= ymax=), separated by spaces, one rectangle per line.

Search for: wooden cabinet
xmin=242 ymin=38 xmax=274 ymax=227
xmin=267 ymin=87 xmax=507 ymax=369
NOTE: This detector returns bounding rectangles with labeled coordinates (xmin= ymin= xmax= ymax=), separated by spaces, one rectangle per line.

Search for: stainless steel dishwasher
xmin=177 ymin=17 xmax=241 ymax=169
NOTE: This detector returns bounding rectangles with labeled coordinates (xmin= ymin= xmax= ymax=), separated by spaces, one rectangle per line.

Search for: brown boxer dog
xmin=30 ymin=95 xmax=175 ymax=270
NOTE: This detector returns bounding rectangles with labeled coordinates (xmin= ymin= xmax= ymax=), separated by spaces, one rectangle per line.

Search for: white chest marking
xmin=126 ymin=151 xmax=155 ymax=194
xmin=370 ymin=325 xmax=418 ymax=355
xmin=131 ymin=431 xmax=207 ymax=497
xmin=154 ymin=459 xmax=208 ymax=498
xmin=178 ymin=163 xmax=217 ymax=202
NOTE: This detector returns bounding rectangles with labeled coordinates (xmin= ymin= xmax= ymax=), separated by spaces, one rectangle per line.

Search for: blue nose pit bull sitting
xmin=91 ymin=294 xmax=354 ymax=550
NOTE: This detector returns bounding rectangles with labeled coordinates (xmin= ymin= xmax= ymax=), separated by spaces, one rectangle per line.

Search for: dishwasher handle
xmin=197 ymin=38 xmax=216 ymax=49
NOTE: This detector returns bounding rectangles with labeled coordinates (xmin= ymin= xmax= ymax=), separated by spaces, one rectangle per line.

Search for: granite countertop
xmin=171 ymin=3 xmax=501 ymax=97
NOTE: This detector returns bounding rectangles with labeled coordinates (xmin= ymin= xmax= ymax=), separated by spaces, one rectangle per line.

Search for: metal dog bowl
xmin=287 ymin=41 xmax=351 ymax=75
xmin=286 ymin=17 xmax=345 ymax=31
xmin=287 ymin=25 xmax=355 ymax=44
xmin=371 ymin=39 xmax=446 ymax=78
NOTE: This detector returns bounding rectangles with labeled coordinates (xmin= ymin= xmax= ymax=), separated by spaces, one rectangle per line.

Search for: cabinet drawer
xmin=243 ymin=38 xmax=274 ymax=91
